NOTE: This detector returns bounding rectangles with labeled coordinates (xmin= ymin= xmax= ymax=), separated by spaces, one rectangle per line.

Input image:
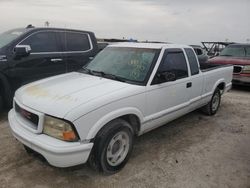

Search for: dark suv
xmin=0 ymin=27 xmax=98 ymax=111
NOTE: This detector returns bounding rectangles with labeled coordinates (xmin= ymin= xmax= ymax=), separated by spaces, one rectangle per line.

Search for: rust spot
xmin=25 ymin=85 xmax=50 ymax=98
xmin=24 ymin=85 xmax=79 ymax=102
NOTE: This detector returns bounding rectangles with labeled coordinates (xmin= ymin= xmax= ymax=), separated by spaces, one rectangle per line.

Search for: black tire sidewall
xmin=209 ymin=89 xmax=221 ymax=115
xmin=95 ymin=120 xmax=134 ymax=174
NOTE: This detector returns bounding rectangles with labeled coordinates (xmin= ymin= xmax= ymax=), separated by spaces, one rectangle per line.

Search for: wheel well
xmin=119 ymin=114 xmax=141 ymax=135
xmin=217 ymin=82 xmax=225 ymax=93
xmin=92 ymin=114 xmax=141 ymax=144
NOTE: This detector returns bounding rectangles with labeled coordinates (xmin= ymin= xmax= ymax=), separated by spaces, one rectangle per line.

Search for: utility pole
xmin=44 ymin=21 xmax=50 ymax=27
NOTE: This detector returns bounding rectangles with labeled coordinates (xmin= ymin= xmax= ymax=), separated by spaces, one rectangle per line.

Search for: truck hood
xmin=209 ymin=56 xmax=250 ymax=65
xmin=15 ymin=72 xmax=132 ymax=118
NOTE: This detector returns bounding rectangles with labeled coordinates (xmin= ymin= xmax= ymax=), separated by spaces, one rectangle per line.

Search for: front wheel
xmin=23 ymin=145 xmax=35 ymax=154
xmin=201 ymin=88 xmax=221 ymax=116
xmin=89 ymin=119 xmax=134 ymax=174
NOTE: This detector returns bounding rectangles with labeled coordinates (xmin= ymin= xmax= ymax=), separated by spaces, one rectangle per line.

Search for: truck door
xmin=8 ymin=31 xmax=65 ymax=88
xmin=144 ymin=49 xmax=191 ymax=130
xmin=184 ymin=48 xmax=203 ymax=110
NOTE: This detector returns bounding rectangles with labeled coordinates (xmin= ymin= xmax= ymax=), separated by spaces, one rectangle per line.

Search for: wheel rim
xmin=212 ymin=92 xmax=220 ymax=111
xmin=106 ymin=131 xmax=130 ymax=167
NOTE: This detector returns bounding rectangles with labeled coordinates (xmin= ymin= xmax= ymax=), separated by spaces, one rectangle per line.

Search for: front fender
xmin=85 ymin=107 xmax=144 ymax=140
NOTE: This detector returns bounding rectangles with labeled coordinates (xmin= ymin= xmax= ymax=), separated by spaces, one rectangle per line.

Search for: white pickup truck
xmin=8 ymin=43 xmax=233 ymax=174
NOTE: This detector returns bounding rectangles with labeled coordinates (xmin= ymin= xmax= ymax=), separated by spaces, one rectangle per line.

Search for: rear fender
xmin=212 ymin=79 xmax=226 ymax=94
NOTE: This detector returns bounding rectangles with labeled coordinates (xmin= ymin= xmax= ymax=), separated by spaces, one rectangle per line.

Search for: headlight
xmin=242 ymin=65 xmax=250 ymax=73
xmin=43 ymin=115 xmax=79 ymax=142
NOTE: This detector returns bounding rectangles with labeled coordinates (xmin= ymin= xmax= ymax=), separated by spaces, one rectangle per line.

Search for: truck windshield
xmin=0 ymin=29 xmax=25 ymax=48
xmin=85 ymin=47 xmax=158 ymax=84
xmin=220 ymin=46 xmax=246 ymax=57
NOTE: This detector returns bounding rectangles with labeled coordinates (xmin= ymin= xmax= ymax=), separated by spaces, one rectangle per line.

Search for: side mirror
xmin=14 ymin=45 xmax=31 ymax=59
xmin=156 ymin=71 xmax=176 ymax=83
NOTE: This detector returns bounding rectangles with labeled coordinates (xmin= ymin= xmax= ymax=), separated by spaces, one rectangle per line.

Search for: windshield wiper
xmin=104 ymin=73 xmax=127 ymax=83
xmin=91 ymin=70 xmax=127 ymax=83
xmin=91 ymin=70 xmax=105 ymax=76
xmin=80 ymin=69 xmax=127 ymax=83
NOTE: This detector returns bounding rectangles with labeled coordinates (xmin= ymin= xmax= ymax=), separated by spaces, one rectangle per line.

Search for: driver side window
xmin=152 ymin=50 xmax=188 ymax=85
xmin=20 ymin=31 xmax=59 ymax=53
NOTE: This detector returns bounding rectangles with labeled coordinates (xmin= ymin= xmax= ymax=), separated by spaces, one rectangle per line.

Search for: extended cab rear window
xmin=184 ymin=48 xmax=199 ymax=75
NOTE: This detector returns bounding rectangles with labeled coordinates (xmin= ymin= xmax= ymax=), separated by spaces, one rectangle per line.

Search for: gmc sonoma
xmin=8 ymin=43 xmax=233 ymax=174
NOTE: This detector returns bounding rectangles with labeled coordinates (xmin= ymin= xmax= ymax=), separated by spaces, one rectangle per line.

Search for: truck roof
xmin=108 ymin=42 xmax=191 ymax=49
xmin=9 ymin=27 xmax=95 ymax=36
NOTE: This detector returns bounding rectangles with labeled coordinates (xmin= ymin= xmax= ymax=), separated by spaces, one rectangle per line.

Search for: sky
xmin=0 ymin=0 xmax=249 ymax=45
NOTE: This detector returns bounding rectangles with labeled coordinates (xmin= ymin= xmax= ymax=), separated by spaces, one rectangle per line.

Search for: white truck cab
xmin=8 ymin=43 xmax=233 ymax=174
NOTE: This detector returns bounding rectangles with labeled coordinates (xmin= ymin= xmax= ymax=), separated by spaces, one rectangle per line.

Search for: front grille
xmin=233 ymin=66 xmax=243 ymax=74
xmin=15 ymin=103 xmax=39 ymax=127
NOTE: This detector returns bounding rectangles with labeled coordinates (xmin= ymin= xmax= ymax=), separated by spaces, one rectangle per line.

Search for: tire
xmin=88 ymin=119 xmax=134 ymax=174
xmin=201 ymin=88 xmax=221 ymax=116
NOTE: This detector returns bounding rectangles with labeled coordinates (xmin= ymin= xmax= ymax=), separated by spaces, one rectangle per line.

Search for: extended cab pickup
xmin=8 ymin=43 xmax=233 ymax=174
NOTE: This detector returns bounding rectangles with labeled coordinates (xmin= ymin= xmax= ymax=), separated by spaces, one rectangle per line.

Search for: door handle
xmin=186 ymin=82 xmax=192 ymax=88
xmin=50 ymin=58 xmax=63 ymax=62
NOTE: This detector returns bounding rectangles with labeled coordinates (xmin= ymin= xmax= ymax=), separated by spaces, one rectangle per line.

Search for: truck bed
xmin=200 ymin=63 xmax=231 ymax=72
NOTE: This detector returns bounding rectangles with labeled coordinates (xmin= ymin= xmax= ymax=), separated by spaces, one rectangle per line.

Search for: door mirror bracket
xmin=14 ymin=45 xmax=31 ymax=59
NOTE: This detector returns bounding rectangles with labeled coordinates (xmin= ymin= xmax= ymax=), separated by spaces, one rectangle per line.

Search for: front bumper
xmin=233 ymin=74 xmax=250 ymax=86
xmin=8 ymin=109 xmax=93 ymax=167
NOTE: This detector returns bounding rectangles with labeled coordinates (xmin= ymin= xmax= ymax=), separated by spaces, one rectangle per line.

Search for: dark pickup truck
xmin=209 ymin=44 xmax=250 ymax=86
xmin=0 ymin=27 xmax=98 ymax=111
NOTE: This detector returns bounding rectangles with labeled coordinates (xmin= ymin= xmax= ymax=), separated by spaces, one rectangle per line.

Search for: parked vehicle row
xmin=209 ymin=44 xmax=250 ymax=86
xmin=8 ymin=42 xmax=233 ymax=173
xmin=190 ymin=45 xmax=209 ymax=64
xmin=0 ymin=27 xmax=98 ymax=112
xmin=201 ymin=41 xmax=234 ymax=58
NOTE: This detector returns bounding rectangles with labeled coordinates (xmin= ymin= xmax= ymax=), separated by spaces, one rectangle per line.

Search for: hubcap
xmin=212 ymin=92 xmax=220 ymax=111
xmin=106 ymin=131 xmax=130 ymax=166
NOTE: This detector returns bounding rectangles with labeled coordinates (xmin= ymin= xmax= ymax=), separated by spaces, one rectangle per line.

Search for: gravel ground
xmin=0 ymin=86 xmax=249 ymax=188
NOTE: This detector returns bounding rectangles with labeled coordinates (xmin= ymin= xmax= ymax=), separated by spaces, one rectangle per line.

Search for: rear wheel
xmin=202 ymin=88 xmax=221 ymax=115
xmin=89 ymin=119 xmax=134 ymax=174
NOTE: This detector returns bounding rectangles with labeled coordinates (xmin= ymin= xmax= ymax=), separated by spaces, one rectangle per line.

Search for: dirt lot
xmin=0 ymin=86 xmax=249 ymax=188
